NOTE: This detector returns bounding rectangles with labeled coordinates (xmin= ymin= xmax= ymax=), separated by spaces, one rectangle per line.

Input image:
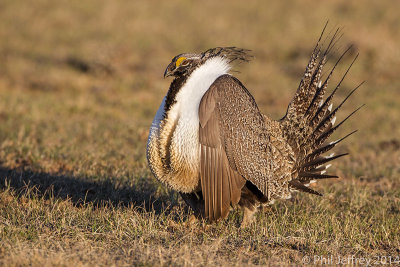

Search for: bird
xmin=146 ymin=26 xmax=362 ymax=227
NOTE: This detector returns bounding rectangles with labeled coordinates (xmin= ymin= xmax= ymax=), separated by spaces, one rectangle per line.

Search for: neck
xmin=165 ymin=75 xmax=188 ymax=114
xmin=164 ymin=57 xmax=231 ymax=115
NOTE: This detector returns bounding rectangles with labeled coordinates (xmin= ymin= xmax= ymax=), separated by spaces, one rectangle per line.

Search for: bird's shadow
xmin=0 ymin=166 xmax=179 ymax=215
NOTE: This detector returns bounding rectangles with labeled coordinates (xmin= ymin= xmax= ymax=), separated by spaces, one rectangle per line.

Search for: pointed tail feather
xmin=289 ymin=180 xmax=322 ymax=196
xmin=279 ymin=24 xmax=363 ymax=195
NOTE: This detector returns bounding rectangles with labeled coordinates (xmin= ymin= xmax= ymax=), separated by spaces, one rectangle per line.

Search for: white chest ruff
xmin=147 ymin=57 xmax=230 ymax=192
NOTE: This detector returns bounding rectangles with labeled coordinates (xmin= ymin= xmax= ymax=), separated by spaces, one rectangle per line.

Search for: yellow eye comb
xmin=175 ymin=57 xmax=186 ymax=67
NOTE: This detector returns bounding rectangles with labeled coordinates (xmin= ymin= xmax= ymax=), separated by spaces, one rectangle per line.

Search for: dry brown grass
xmin=0 ymin=0 xmax=399 ymax=266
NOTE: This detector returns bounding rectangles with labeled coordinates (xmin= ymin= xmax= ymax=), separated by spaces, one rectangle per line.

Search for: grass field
xmin=0 ymin=0 xmax=399 ymax=265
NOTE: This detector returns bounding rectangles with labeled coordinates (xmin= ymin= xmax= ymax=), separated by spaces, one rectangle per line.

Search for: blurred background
xmin=1 ymin=0 xmax=399 ymax=175
xmin=0 ymin=0 xmax=399 ymax=264
xmin=0 ymin=0 xmax=399 ymax=200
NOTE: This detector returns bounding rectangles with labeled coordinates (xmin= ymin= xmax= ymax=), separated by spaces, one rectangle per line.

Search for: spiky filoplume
xmin=147 ymin=23 xmax=362 ymax=226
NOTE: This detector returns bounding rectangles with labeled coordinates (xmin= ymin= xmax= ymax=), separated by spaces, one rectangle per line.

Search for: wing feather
xmin=199 ymin=74 xmax=283 ymax=221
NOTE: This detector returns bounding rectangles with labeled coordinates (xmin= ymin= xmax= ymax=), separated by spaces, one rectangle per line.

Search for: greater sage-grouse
xmin=147 ymin=26 xmax=362 ymax=226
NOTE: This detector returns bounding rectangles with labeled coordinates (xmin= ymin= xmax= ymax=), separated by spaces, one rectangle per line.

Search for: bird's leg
xmin=240 ymin=206 xmax=257 ymax=228
xmin=180 ymin=192 xmax=205 ymax=219
xmin=238 ymin=185 xmax=261 ymax=228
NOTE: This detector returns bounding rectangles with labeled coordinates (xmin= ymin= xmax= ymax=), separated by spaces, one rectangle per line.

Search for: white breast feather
xmin=173 ymin=57 xmax=230 ymax=163
xmin=149 ymin=96 xmax=166 ymax=133
xmin=147 ymin=96 xmax=166 ymax=152
xmin=148 ymin=57 xmax=230 ymax=171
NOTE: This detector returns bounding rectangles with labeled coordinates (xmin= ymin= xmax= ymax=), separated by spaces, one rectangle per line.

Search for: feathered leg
xmin=239 ymin=184 xmax=268 ymax=228
xmin=241 ymin=206 xmax=257 ymax=228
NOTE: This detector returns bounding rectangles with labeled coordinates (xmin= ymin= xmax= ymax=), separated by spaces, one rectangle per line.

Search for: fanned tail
xmin=279 ymin=23 xmax=363 ymax=196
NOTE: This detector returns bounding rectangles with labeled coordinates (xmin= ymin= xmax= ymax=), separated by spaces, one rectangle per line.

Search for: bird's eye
xmin=175 ymin=57 xmax=188 ymax=68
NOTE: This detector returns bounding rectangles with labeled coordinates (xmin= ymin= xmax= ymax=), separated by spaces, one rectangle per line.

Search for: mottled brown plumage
xmin=147 ymin=27 xmax=361 ymax=226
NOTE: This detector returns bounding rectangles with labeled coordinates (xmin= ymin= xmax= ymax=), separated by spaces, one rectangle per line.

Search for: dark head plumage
xmin=164 ymin=47 xmax=252 ymax=78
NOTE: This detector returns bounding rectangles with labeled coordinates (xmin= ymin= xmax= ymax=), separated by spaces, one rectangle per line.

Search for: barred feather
xmin=280 ymin=24 xmax=363 ymax=195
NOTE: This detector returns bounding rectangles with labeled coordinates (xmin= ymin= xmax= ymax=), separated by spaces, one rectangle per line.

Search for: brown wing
xmin=198 ymin=74 xmax=271 ymax=221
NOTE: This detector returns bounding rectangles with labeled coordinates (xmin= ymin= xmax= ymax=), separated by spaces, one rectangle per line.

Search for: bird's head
xmin=163 ymin=53 xmax=201 ymax=78
xmin=164 ymin=47 xmax=252 ymax=78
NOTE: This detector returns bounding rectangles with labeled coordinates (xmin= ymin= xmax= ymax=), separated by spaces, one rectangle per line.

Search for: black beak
xmin=164 ymin=62 xmax=174 ymax=78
